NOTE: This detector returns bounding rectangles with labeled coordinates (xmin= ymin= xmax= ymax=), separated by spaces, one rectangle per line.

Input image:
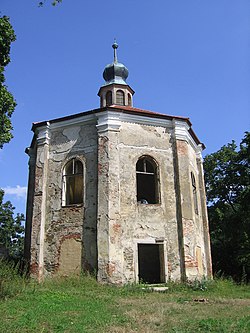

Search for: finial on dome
xmin=102 ymin=40 xmax=129 ymax=85
xmin=112 ymin=39 xmax=118 ymax=63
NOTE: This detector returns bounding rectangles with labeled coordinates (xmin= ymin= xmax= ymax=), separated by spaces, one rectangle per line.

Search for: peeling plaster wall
xmin=28 ymin=122 xmax=98 ymax=278
xmin=176 ymin=140 xmax=210 ymax=279
xmin=28 ymin=141 xmax=49 ymax=279
xmin=97 ymin=122 xmax=182 ymax=284
xmin=97 ymin=121 xmax=210 ymax=284
xmin=27 ymin=113 xmax=211 ymax=282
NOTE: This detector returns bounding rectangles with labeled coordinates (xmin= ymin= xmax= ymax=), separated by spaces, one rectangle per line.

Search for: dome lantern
xmin=98 ymin=41 xmax=134 ymax=108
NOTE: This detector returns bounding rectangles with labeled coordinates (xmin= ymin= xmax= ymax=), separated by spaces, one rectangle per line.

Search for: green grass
xmin=0 ymin=265 xmax=250 ymax=332
xmin=0 ymin=260 xmax=28 ymax=299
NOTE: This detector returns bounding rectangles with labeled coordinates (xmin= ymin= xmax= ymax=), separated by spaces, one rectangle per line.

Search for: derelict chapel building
xmin=24 ymin=43 xmax=212 ymax=284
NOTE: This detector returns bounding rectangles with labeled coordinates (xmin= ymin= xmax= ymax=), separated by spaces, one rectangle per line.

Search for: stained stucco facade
xmin=24 ymin=106 xmax=212 ymax=283
xmin=25 ymin=45 xmax=212 ymax=283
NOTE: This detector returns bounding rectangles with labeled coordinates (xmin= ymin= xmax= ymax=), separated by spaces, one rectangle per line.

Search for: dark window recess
xmin=63 ymin=159 xmax=83 ymax=205
xmin=136 ymin=156 xmax=159 ymax=204
xmin=116 ymin=90 xmax=125 ymax=105
xmin=106 ymin=91 xmax=112 ymax=106
xmin=191 ymin=172 xmax=198 ymax=215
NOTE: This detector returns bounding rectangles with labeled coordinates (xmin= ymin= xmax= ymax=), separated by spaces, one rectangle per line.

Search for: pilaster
xmin=173 ymin=119 xmax=200 ymax=280
xmin=196 ymin=147 xmax=213 ymax=278
xmin=96 ymin=112 xmax=122 ymax=283
xmin=24 ymin=147 xmax=36 ymax=263
xmin=172 ymin=120 xmax=186 ymax=281
xmin=30 ymin=122 xmax=50 ymax=281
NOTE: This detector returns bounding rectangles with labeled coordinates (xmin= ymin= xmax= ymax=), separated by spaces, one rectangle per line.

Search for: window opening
xmin=191 ymin=172 xmax=198 ymax=215
xmin=63 ymin=158 xmax=83 ymax=206
xmin=136 ymin=156 xmax=159 ymax=204
xmin=106 ymin=91 xmax=112 ymax=106
xmin=116 ymin=90 xmax=125 ymax=105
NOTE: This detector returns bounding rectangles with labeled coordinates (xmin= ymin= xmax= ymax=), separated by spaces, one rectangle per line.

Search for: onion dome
xmin=103 ymin=41 xmax=129 ymax=85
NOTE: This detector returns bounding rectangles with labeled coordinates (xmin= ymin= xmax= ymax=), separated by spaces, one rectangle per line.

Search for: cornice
xmin=49 ymin=113 xmax=96 ymax=130
xmin=96 ymin=111 xmax=121 ymax=133
xmin=25 ymin=147 xmax=36 ymax=166
xmin=98 ymin=83 xmax=135 ymax=96
xmin=173 ymin=119 xmax=203 ymax=152
xmin=31 ymin=109 xmax=203 ymax=153
xmin=95 ymin=109 xmax=173 ymax=133
xmin=95 ymin=110 xmax=202 ymax=153
xmin=36 ymin=122 xmax=51 ymax=146
xmin=119 ymin=112 xmax=173 ymax=128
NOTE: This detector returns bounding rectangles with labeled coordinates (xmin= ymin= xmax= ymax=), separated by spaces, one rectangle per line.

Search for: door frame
xmin=134 ymin=238 xmax=168 ymax=283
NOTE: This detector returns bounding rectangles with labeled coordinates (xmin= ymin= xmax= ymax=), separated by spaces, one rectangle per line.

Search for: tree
xmin=0 ymin=189 xmax=25 ymax=259
xmin=204 ymin=132 xmax=250 ymax=282
xmin=38 ymin=0 xmax=62 ymax=6
xmin=0 ymin=17 xmax=24 ymax=262
xmin=0 ymin=16 xmax=16 ymax=149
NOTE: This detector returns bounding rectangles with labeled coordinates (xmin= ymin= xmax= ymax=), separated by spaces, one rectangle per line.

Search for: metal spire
xmin=112 ymin=39 xmax=118 ymax=63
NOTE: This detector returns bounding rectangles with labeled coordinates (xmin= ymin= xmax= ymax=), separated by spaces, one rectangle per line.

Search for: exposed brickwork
xmin=25 ymin=110 xmax=212 ymax=283
xmin=106 ymin=262 xmax=116 ymax=277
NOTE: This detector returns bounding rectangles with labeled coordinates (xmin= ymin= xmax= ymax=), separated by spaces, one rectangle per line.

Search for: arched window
xmin=136 ymin=156 xmax=159 ymax=204
xmin=106 ymin=91 xmax=112 ymax=106
xmin=62 ymin=158 xmax=83 ymax=206
xmin=191 ymin=172 xmax=198 ymax=215
xmin=116 ymin=90 xmax=125 ymax=105
xmin=128 ymin=93 xmax=132 ymax=106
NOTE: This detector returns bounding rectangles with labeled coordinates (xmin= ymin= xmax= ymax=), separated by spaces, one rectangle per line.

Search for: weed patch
xmin=0 ymin=259 xmax=27 ymax=299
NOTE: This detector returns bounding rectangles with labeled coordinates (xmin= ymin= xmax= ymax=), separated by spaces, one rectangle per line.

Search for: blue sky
xmin=0 ymin=0 xmax=249 ymax=215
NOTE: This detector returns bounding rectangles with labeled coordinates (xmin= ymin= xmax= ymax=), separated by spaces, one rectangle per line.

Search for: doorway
xmin=138 ymin=243 xmax=165 ymax=283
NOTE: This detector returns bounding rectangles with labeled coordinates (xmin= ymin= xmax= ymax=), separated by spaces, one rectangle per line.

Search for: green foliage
xmin=0 ymin=85 xmax=16 ymax=148
xmin=204 ymin=132 xmax=250 ymax=281
xmin=0 ymin=17 xmax=24 ymax=264
xmin=0 ymin=16 xmax=15 ymax=69
xmin=0 ymin=16 xmax=16 ymax=149
xmin=186 ymin=277 xmax=211 ymax=291
xmin=38 ymin=0 xmax=62 ymax=7
xmin=0 ymin=189 xmax=25 ymax=259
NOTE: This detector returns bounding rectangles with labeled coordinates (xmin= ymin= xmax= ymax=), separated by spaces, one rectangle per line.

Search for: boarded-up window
xmin=63 ymin=158 xmax=83 ymax=206
xmin=116 ymin=90 xmax=125 ymax=105
xmin=58 ymin=238 xmax=82 ymax=275
xmin=136 ymin=156 xmax=159 ymax=204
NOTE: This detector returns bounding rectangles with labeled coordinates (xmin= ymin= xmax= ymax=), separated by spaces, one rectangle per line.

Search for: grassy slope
xmin=0 ymin=274 xmax=250 ymax=333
